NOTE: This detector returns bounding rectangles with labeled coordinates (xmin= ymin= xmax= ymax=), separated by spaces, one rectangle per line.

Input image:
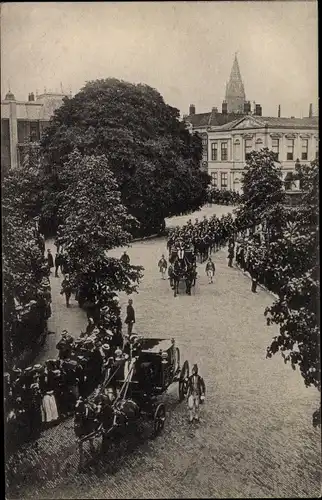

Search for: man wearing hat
xmin=187 ymin=364 xmax=205 ymax=423
xmin=158 ymin=254 xmax=168 ymax=280
xmin=125 ymin=299 xmax=135 ymax=336
xmin=120 ymin=251 xmax=130 ymax=266
xmin=60 ymin=275 xmax=73 ymax=307
xmin=56 ymin=330 xmax=74 ymax=359
xmin=47 ymin=249 xmax=54 ymax=272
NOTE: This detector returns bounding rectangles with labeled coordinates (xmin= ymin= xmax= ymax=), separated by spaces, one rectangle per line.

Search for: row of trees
xmin=234 ymin=150 xmax=320 ymax=425
xmin=3 ymin=146 xmax=52 ymax=369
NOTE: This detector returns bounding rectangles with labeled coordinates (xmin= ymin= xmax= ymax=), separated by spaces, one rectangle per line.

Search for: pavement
xmin=7 ymin=205 xmax=321 ymax=499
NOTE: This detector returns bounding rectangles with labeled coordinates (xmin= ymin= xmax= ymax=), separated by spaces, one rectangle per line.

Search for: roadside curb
xmin=131 ymin=233 xmax=160 ymax=243
xmin=232 ymin=264 xmax=279 ymax=300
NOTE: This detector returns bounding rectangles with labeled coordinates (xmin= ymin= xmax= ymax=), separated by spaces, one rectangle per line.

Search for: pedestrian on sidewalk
xmin=54 ymin=252 xmax=63 ymax=277
xmin=47 ymin=249 xmax=54 ymax=272
xmin=120 ymin=251 xmax=130 ymax=266
xmin=250 ymin=264 xmax=258 ymax=293
xmin=187 ymin=364 xmax=205 ymax=423
xmin=228 ymin=245 xmax=234 ymax=267
xmin=60 ymin=275 xmax=73 ymax=307
xmin=158 ymin=254 xmax=168 ymax=279
xmin=125 ymin=299 xmax=135 ymax=336
xmin=205 ymin=257 xmax=215 ymax=284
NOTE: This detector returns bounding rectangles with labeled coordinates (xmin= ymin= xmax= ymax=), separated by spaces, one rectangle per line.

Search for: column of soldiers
xmin=166 ymin=213 xmax=269 ymax=294
xmin=167 ymin=213 xmax=237 ymax=262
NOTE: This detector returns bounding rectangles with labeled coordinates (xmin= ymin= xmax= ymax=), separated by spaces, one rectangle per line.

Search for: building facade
xmin=184 ymin=54 xmax=318 ymax=193
xmin=205 ymin=115 xmax=319 ymax=193
xmin=1 ymin=90 xmax=68 ymax=171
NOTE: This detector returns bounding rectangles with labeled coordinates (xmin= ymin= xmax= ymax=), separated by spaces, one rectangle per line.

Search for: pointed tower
xmin=225 ymin=53 xmax=246 ymax=114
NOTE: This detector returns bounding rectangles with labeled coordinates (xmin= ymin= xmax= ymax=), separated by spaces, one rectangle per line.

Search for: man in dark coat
xmin=120 ymin=251 xmax=130 ymax=266
xmin=60 ymin=275 xmax=73 ymax=307
xmin=47 ymin=249 xmax=54 ymax=271
xmin=125 ymin=299 xmax=135 ymax=336
xmin=228 ymin=245 xmax=235 ymax=268
xmin=55 ymin=252 xmax=63 ymax=277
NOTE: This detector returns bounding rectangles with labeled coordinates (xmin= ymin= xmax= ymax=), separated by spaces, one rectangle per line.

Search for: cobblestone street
xmin=9 ymin=206 xmax=320 ymax=499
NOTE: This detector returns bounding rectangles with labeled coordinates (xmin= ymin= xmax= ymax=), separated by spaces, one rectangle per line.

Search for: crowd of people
xmin=4 ymin=287 xmax=137 ymax=452
xmin=5 ymin=213 xmax=265 ymax=453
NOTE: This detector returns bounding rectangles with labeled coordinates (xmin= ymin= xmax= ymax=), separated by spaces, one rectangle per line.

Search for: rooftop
xmin=186 ymin=112 xmax=319 ymax=130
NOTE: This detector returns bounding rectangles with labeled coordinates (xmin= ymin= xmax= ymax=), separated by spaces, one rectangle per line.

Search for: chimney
xmin=28 ymin=92 xmax=35 ymax=102
xmin=309 ymin=103 xmax=313 ymax=118
xmin=222 ymin=100 xmax=228 ymax=114
xmin=255 ymin=104 xmax=262 ymax=116
xmin=189 ymin=104 xmax=196 ymax=115
xmin=278 ymin=105 xmax=281 ymax=118
xmin=244 ymin=101 xmax=251 ymax=114
xmin=212 ymin=107 xmax=218 ymax=113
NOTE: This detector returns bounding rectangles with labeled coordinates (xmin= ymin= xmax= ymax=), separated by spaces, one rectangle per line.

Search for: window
xmin=221 ymin=172 xmax=228 ymax=188
xmin=211 ymin=142 xmax=218 ymax=161
xmin=272 ymin=138 xmax=279 ymax=160
xmin=201 ymin=135 xmax=208 ymax=160
xmin=301 ymin=139 xmax=308 ymax=160
xmin=234 ymin=140 xmax=240 ymax=160
xmin=30 ymin=122 xmax=40 ymax=142
xmin=211 ymin=172 xmax=217 ymax=187
xmin=244 ymin=139 xmax=252 ymax=160
xmin=255 ymin=139 xmax=263 ymax=151
xmin=286 ymin=139 xmax=294 ymax=160
xmin=221 ymin=142 xmax=228 ymax=161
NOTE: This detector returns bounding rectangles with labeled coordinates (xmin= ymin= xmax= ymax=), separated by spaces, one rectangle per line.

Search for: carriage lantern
xmin=161 ymin=351 xmax=169 ymax=364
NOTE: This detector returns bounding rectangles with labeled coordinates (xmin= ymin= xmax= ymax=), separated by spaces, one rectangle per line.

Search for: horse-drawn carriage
xmin=74 ymin=337 xmax=190 ymax=467
xmin=168 ymin=245 xmax=197 ymax=297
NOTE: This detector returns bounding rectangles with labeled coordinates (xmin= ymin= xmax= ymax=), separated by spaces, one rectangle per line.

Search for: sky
xmin=1 ymin=1 xmax=318 ymax=118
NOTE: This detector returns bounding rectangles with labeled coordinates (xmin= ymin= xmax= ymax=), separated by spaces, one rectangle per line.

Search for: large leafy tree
xmin=265 ymin=160 xmax=320 ymax=425
xmin=55 ymin=151 xmax=144 ymax=317
xmin=40 ymin=78 xmax=209 ymax=235
xmin=2 ymin=156 xmax=51 ymax=367
xmin=235 ymin=149 xmax=286 ymax=235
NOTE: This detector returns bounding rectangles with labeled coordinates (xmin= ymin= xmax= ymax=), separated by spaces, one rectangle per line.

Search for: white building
xmin=205 ymin=114 xmax=319 ymax=192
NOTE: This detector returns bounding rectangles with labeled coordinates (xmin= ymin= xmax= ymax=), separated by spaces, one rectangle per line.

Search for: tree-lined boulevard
xmin=6 ymin=204 xmax=320 ymax=499
xmin=3 ymin=75 xmax=320 ymax=499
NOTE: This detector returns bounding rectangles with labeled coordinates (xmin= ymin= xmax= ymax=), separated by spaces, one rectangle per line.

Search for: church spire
xmin=225 ymin=53 xmax=246 ymax=114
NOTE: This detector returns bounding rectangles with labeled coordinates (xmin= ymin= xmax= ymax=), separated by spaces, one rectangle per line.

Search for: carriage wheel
xmin=153 ymin=403 xmax=166 ymax=437
xmin=179 ymin=360 xmax=189 ymax=402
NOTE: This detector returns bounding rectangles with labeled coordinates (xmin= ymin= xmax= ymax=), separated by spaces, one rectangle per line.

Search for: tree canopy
xmin=2 ymin=152 xmax=51 ymax=367
xmin=40 ymin=78 xmax=209 ymax=235
xmin=235 ymin=149 xmax=285 ymax=233
xmin=55 ymin=151 xmax=144 ymax=316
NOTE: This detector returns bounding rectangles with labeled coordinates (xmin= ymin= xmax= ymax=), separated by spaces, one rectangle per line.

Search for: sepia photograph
xmin=1 ymin=1 xmax=320 ymax=498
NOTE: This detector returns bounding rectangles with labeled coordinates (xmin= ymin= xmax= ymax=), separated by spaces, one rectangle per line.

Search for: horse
xmin=172 ymin=260 xmax=186 ymax=297
xmin=74 ymin=397 xmax=100 ymax=468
